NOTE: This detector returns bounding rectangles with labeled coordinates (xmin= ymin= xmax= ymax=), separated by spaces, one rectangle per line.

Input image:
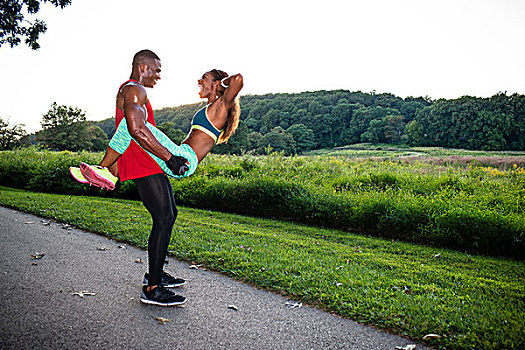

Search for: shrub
xmin=1 ymin=148 xmax=523 ymax=259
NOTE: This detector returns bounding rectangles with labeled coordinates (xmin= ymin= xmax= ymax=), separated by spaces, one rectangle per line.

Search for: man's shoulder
xmin=121 ymin=80 xmax=146 ymax=92
xmin=121 ymin=82 xmax=147 ymax=102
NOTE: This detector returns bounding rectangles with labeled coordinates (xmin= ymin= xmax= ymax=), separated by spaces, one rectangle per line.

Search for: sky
xmin=0 ymin=0 xmax=524 ymax=133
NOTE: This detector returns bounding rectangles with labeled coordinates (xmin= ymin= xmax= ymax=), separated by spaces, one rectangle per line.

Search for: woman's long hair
xmin=209 ymin=69 xmax=240 ymax=144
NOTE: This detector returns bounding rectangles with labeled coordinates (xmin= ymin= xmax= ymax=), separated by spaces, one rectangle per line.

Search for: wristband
xmin=221 ymin=77 xmax=229 ymax=89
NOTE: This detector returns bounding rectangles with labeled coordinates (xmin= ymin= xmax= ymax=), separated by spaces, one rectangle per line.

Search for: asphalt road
xmin=0 ymin=205 xmax=429 ymax=350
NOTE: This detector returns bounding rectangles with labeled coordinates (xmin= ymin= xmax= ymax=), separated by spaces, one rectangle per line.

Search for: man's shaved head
xmin=132 ymin=49 xmax=160 ymax=66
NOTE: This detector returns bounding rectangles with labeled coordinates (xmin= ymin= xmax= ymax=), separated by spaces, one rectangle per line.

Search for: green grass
xmin=1 ymin=186 xmax=523 ymax=350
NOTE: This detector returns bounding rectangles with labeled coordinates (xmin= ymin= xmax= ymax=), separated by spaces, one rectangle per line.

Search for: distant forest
xmin=95 ymin=90 xmax=525 ymax=155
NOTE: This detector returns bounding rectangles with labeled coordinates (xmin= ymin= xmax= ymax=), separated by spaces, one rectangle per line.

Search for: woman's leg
xmin=99 ymin=146 xmax=122 ymax=168
xmin=130 ymin=122 xmax=199 ymax=179
xmin=102 ymin=118 xmax=133 ymax=168
xmin=99 ymin=146 xmax=121 ymax=177
xmin=84 ymin=118 xmax=197 ymax=183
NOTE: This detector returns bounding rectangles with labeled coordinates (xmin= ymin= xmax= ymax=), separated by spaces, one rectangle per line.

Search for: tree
xmin=361 ymin=119 xmax=385 ymax=144
xmin=245 ymin=131 xmax=263 ymax=152
xmin=382 ymin=115 xmax=405 ymax=144
xmin=1 ymin=0 xmax=72 ymax=50
xmin=37 ymin=102 xmax=92 ymax=151
xmin=244 ymin=117 xmax=260 ymax=132
xmin=0 ymin=116 xmax=27 ymax=150
xmin=214 ymin=120 xmax=250 ymax=155
xmin=403 ymin=120 xmax=424 ymax=146
xmin=259 ymin=127 xmax=296 ymax=155
xmin=86 ymin=124 xmax=108 ymax=152
xmin=261 ymin=108 xmax=280 ymax=130
xmin=287 ymin=124 xmax=317 ymax=153
xmin=157 ymin=121 xmax=186 ymax=144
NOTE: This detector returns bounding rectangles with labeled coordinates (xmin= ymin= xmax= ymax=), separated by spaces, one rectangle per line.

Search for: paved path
xmin=0 ymin=206 xmax=429 ymax=350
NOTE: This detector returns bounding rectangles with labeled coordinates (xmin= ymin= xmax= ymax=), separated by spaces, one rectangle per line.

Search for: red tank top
xmin=115 ymin=79 xmax=163 ymax=181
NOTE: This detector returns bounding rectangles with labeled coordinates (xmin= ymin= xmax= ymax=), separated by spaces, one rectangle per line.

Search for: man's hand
xmin=165 ymin=155 xmax=189 ymax=175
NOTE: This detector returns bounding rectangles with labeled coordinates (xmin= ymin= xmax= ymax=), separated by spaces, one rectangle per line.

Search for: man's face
xmin=141 ymin=59 xmax=162 ymax=88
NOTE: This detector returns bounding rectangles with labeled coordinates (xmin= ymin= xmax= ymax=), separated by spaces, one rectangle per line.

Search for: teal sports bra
xmin=191 ymin=104 xmax=223 ymax=143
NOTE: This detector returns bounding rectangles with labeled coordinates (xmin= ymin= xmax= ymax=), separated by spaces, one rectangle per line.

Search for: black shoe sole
xmin=142 ymin=279 xmax=187 ymax=288
xmin=163 ymin=281 xmax=187 ymax=288
xmin=139 ymin=296 xmax=187 ymax=306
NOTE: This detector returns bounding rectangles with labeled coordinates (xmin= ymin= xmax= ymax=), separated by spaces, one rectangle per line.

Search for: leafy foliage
xmin=94 ymin=90 xmax=524 ymax=155
xmin=36 ymin=102 xmax=107 ymax=151
xmin=1 ymin=148 xmax=523 ymax=259
xmin=0 ymin=0 xmax=72 ymax=50
xmin=157 ymin=121 xmax=186 ymax=144
xmin=0 ymin=116 xmax=27 ymax=150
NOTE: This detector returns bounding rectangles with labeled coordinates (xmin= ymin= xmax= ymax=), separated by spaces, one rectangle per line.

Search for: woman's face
xmin=198 ymin=72 xmax=216 ymax=98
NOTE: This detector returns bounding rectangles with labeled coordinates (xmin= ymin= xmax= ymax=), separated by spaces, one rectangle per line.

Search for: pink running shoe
xmin=69 ymin=167 xmax=90 ymax=185
xmin=79 ymin=162 xmax=118 ymax=190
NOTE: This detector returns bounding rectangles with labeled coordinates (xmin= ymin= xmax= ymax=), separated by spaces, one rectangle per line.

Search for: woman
xmin=72 ymin=69 xmax=243 ymax=189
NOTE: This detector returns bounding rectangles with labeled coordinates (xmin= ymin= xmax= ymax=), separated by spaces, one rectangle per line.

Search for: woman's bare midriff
xmin=182 ymin=130 xmax=216 ymax=162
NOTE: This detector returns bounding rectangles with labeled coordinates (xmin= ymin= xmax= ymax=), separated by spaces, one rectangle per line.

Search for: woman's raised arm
xmin=221 ymin=73 xmax=243 ymax=108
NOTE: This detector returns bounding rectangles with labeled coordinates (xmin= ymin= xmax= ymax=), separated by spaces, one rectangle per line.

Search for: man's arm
xmin=122 ymin=85 xmax=172 ymax=161
xmin=121 ymin=85 xmax=189 ymax=175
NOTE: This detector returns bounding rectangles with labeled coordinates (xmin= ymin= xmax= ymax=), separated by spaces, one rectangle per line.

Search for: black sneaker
xmin=143 ymin=271 xmax=186 ymax=288
xmin=140 ymin=285 xmax=186 ymax=306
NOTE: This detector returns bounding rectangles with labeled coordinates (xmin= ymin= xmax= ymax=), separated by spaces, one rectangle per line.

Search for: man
xmin=111 ymin=49 xmax=187 ymax=306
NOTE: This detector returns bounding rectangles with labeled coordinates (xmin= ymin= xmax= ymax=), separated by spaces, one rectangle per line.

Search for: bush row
xmin=0 ymin=147 xmax=140 ymax=200
xmin=1 ymin=148 xmax=523 ymax=259
xmin=170 ymin=175 xmax=523 ymax=259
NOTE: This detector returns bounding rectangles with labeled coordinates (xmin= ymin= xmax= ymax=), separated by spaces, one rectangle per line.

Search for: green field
xmin=0 ymin=186 xmax=523 ymax=350
xmin=306 ymin=144 xmax=525 ymax=162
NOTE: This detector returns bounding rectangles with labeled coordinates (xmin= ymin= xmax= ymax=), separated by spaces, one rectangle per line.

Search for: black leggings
xmin=133 ymin=174 xmax=177 ymax=286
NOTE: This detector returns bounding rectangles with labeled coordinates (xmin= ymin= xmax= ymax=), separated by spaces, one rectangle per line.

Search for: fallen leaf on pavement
xmin=228 ymin=305 xmax=238 ymax=311
xmin=31 ymin=252 xmax=45 ymax=259
xmin=285 ymin=301 xmax=302 ymax=309
xmin=395 ymin=345 xmax=416 ymax=350
xmin=423 ymin=334 xmax=442 ymax=340
xmin=189 ymin=264 xmax=202 ymax=269
xmin=134 ymin=258 xmax=144 ymax=263
xmin=153 ymin=317 xmax=170 ymax=324
xmin=97 ymin=246 xmax=108 ymax=251
xmin=72 ymin=291 xmax=96 ymax=298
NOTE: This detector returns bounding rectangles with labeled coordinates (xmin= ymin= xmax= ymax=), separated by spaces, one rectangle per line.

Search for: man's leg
xmin=134 ymin=174 xmax=185 ymax=306
xmin=134 ymin=174 xmax=177 ymax=286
